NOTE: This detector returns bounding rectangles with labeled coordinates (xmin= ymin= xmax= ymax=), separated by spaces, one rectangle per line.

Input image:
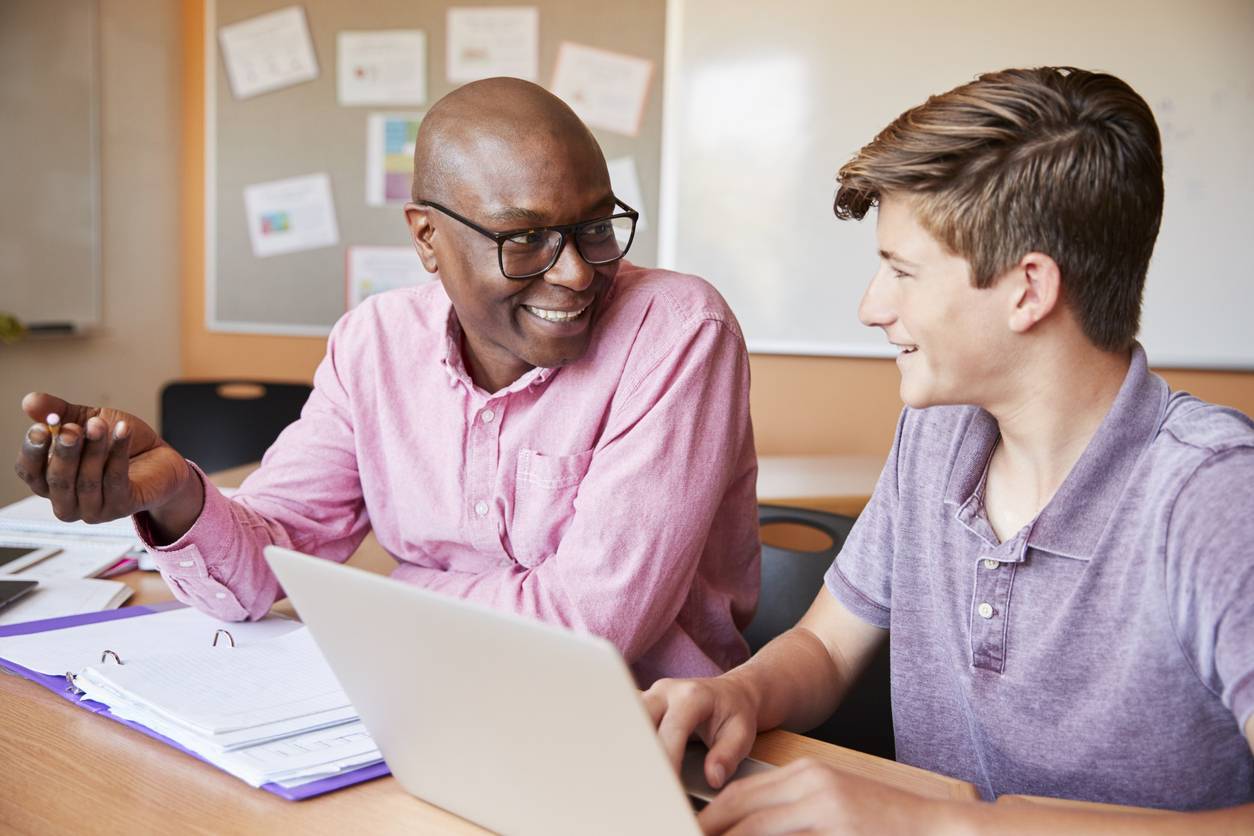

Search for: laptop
xmin=264 ymin=546 xmax=770 ymax=834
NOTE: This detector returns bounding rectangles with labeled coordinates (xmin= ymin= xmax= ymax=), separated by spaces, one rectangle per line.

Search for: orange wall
xmin=179 ymin=1 xmax=1254 ymax=459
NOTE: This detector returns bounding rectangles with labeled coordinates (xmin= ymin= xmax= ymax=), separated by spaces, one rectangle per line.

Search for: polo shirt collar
xmin=944 ymin=344 xmax=1169 ymax=560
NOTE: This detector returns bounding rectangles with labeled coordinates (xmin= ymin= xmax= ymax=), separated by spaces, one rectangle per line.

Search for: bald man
xmin=13 ymin=79 xmax=759 ymax=685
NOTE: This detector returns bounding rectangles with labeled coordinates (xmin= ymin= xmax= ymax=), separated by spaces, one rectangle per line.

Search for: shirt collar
xmin=436 ymin=287 xmax=557 ymax=399
xmin=944 ymin=343 xmax=1169 ymax=560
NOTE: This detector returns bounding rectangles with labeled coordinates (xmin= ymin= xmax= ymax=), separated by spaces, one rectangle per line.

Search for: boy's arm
xmin=696 ymin=760 xmax=1254 ymax=836
xmin=645 ymin=587 xmax=886 ymax=787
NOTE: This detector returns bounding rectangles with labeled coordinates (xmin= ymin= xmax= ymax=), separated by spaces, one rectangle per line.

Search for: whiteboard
xmin=0 ymin=0 xmax=100 ymax=329
xmin=659 ymin=0 xmax=1254 ymax=368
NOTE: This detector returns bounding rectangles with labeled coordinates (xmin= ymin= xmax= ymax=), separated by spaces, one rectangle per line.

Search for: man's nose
xmin=542 ymin=235 xmax=596 ymax=292
xmin=858 ymin=266 xmax=897 ymax=329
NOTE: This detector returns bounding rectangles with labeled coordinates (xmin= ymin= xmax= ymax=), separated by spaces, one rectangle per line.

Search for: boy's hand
xmin=643 ymin=673 xmax=761 ymax=790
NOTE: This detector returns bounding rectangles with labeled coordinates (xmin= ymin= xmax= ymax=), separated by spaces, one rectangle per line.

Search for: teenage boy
xmin=646 ymin=67 xmax=1254 ymax=832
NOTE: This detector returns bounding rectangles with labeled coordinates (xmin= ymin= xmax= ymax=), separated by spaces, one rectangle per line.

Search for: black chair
xmin=159 ymin=381 xmax=312 ymax=474
xmin=748 ymin=504 xmax=895 ymax=760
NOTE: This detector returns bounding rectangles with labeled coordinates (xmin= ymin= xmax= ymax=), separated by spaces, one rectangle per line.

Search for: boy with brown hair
xmin=646 ymin=67 xmax=1254 ymax=833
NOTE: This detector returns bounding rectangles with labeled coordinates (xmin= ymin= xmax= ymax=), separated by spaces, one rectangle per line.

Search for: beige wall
xmin=174 ymin=0 xmax=1254 ymax=462
xmin=0 ymin=0 xmax=183 ymax=506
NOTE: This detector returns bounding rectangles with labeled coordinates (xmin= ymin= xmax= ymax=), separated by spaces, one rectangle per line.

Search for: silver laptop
xmin=265 ymin=546 xmax=714 ymax=835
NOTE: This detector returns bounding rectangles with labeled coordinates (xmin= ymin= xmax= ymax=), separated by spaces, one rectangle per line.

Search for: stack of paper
xmin=0 ymin=608 xmax=382 ymax=789
xmin=0 ymin=495 xmax=140 ymax=543
xmin=0 ymin=578 xmax=132 ymax=626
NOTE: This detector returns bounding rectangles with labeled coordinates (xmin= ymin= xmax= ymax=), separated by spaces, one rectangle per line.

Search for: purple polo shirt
xmin=825 ymin=346 xmax=1254 ymax=809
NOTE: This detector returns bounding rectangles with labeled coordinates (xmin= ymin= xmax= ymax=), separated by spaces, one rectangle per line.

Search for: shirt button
xmin=977 ymin=602 xmax=994 ymax=619
xmin=474 ymin=500 xmax=489 ymax=517
xmin=178 ymin=559 xmax=194 ymax=568
xmin=481 ymin=409 xmax=495 ymax=424
xmin=982 ymin=558 xmax=999 ymax=570
xmin=215 ymin=592 xmax=227 ymax=599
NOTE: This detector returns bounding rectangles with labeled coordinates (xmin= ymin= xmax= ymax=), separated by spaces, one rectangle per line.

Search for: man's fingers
xmin=100 ymin=421 xmax=134 ymax=519
xmin=14 ymin=424 xmax=52 ymax=495
xmin=76 ymin=417 xmax=111 ymax=522
xmin=20 ymin=392 xmax=89 ymax=426
xmin=46 ymin=423 xmax=85 ymax=521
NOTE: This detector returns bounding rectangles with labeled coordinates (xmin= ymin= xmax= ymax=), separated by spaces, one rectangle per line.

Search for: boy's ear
xmin=404 ymin=203 xmax=439 ymax=273
xmin=1007 ymin=251 xmax=1062 ymax=334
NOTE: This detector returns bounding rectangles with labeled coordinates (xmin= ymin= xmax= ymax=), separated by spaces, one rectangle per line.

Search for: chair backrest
xmin=743 ymin=505 xmax=853 ymax=653
xmin=159 ymin=381 xmax=312 ymax=474
xmin=748 ymin=504 xmax=895 ymax=759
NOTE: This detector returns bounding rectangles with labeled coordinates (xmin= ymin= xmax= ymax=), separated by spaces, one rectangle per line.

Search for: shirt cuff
xmin=132 ymin=461 xmax=237 ymax=579
xmin=824 ymin=559 xmax=891 ymax=630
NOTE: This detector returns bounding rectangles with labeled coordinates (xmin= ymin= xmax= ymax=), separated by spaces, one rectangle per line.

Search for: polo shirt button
xmin=982 ymin=558 xmax=999 ymax=570
xmin=977 ymin=602 xmax=994 ymax=619
xmin=481 ymin=409 xmax=495 ymax=424
xmin=474 ymin=500 xmax=489 ymax=517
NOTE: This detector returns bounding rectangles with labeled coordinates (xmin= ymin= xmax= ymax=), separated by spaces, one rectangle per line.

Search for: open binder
xmin=0 ymin=603 xmax=391 ymax=800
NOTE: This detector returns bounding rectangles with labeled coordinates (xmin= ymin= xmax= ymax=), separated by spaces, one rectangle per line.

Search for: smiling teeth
xmin=525 ymin=305 xmax=588 ymax=323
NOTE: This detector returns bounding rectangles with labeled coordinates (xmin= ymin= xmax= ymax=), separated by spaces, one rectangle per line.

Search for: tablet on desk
xmin=0 ymin=545 xmax=61 ymax=575
xmin=0 ymin=578 xmax=38 ymax=610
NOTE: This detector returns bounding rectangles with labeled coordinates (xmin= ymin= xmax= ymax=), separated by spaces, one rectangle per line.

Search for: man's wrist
xmin=145 ymin=463 xmax=205 ymax=545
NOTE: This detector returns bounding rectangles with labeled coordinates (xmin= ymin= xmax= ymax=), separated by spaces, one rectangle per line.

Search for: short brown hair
xmin=834 ymin=67 xmax=1163 ymax=352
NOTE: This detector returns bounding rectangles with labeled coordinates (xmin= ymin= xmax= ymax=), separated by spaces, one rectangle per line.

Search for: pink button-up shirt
xmin=140 ymin=264 xmax=760 ymax=684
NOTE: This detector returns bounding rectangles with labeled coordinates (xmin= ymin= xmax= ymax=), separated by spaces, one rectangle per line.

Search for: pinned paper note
xmin=243 ymin=173 xmax=340 ymax=258
xmin=337 ymin=30 xmax=427 ymax=106
xmin=218 ymin=6 xmax=319 ymax=100
xmin=550 ymin=42 xmax=653 ymax=136
xmin=366 ymin=113 xmax=423 ymax=206
xmin=446 ymin=7 xmax=539 ymax=82
xmin=607 ymin=156 xmax=648 ymax=232
xmin=346 ymin=246 xmax=435 ymax=309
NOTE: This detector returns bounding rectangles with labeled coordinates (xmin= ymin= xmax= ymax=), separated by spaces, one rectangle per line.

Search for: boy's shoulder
xmin=1159 ymin=391 xmax=1254 ymax=455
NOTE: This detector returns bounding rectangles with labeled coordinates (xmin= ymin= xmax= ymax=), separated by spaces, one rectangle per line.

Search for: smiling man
xmin=14 ymin=79 xmax=760 ymax=685
xmin=646 ymin=67 xmax=1254 ymax=831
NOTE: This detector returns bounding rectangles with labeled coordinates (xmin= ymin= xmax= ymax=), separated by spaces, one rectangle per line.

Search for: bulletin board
xmin=206 ymin=0 xmax=667 ymax=335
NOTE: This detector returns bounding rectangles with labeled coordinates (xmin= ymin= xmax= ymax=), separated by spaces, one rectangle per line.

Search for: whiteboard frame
xmin=657 ymin=0 xmax=1253 ymax=369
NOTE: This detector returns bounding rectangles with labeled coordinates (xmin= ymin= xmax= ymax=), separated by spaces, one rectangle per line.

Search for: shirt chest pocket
xmin=509 ymin=447 xmax=595 ymax=567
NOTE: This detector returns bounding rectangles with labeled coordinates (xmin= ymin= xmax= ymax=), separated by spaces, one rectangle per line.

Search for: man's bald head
xmin=411 ymin=78 xmax=605 ymax=208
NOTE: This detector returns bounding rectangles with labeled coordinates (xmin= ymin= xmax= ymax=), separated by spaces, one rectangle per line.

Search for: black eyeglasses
xmin=417 ymin=197 xmax=639 ymax=280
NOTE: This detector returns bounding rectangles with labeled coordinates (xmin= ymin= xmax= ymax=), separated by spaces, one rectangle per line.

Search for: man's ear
xmin=1006 ymin=251 xmax=1062 ymax=334
xmin=404 ymin=203 xmax=439 ymax=273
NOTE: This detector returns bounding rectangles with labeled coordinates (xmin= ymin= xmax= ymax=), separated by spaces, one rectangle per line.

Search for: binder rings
xmin=0 ymin=603 xmax=391 ymax=800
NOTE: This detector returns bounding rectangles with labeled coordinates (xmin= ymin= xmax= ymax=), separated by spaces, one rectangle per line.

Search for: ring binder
xmin=100 ymin=649 xmax=122 ymax=664
xmin=0 ymin=604 xmax=390 ymax=801
xmin=212 ymin=628 xmax=235 ymax=648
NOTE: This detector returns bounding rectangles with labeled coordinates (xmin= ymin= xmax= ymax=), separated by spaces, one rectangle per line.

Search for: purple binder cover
xmin=0 ymin=604 xmax=390 ymax=801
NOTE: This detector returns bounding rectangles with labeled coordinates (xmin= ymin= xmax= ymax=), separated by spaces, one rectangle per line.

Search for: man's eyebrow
xmin=486 ymin=193 xmax=617 ymax=228
xmin=880 ymin=249 xmax=919 ymax=268
xmin=486 ymin=206 xmax=547 ymax=226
